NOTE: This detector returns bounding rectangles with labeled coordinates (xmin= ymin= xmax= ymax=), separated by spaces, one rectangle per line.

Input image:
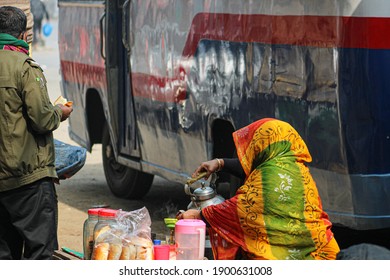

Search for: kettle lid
xmin=193 ymin=186 xmax=216 ymax=200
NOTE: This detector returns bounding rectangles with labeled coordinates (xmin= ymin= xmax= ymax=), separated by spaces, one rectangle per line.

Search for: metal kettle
xmin=184 ymin=172 xmax=225 ymax=210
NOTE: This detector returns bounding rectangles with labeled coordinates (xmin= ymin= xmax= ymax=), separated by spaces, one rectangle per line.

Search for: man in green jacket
xmin=0 ymin=6 xmax=73 ymax=259
xmin=0 ymin=0 xmax=34 ymax=53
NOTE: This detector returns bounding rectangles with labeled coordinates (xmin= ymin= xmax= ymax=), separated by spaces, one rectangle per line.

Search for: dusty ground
xmin=53 ymin=125 xmax=187 ymax=256
xmin=53 ymin=141 xmax=187 ymax=256
xmin=34 ymin=30 xmax=188 ymax=257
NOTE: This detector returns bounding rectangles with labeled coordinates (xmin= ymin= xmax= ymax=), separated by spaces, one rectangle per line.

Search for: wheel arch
xmin=211 ymin=118 xmax=236 ymax=159
xmin=85 ymin=88 xmax=106 ymax=147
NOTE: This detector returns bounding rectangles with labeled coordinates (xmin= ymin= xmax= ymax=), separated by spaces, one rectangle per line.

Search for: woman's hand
xmin=176 ymin=209 xmax=201 ymax=220
xmin=192 ymin=158 xmax=223 ymax=180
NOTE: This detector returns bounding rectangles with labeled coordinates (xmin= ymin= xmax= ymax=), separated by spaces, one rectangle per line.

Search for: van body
xmin=58 ymin=0 xmax=390 ymax=230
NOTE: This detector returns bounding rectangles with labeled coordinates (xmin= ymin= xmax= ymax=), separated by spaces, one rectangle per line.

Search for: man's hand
xmin=57 ymin=104 xmax=73 ymax=121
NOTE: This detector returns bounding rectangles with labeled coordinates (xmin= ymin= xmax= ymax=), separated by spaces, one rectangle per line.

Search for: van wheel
xmin=102 ymin=124 xmax=154 ymax=199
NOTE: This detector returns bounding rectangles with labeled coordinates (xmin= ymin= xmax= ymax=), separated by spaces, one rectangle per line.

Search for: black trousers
xmin=0 ymin=178 xmax=58 ymax=260
xmin=33 ymin=18 xmax=43 ymax=39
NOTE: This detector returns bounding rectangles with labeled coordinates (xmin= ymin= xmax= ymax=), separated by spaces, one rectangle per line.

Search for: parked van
xmin=58 ymin=0 xmax=390 ymax=230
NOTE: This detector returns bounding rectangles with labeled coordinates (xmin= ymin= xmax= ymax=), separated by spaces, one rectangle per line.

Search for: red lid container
xmin=98 ymin=208 xmax=118 ymax=217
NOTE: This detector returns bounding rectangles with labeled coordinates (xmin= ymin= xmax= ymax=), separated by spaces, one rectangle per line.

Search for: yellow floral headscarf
xmin=202 ymin=118 xmax=340 ymax=260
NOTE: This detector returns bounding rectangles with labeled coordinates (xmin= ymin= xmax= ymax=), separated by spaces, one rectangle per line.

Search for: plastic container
xmin=92 ymin=208 xmax=118 ymax=242
xmin=164 ymin=218 xmax=177 ymax=245
xmin=175 ymin=219 xmax=206 ymax=260
xmin=153 ymin=239 xmax=162 ymax=245
xmin=153 ymin=245 xmax=170 ymax=260
xmin=164 ymin=218 xmax=178 ymax=260
xmin=82 ymin=208 xmax=101 ymax=260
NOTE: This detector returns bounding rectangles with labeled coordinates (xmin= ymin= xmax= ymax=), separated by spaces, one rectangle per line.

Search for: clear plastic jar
xmin=90 ymin=208 xmax=121 ymax=260
xmin=82 ymin=208 xmax=101 ymax=260
xmin=92 ymin=208 xmax=118 ymax=242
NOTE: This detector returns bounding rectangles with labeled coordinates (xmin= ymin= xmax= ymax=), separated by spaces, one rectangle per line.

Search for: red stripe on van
xmin=182 ymin=13 xmax=390 ymax=57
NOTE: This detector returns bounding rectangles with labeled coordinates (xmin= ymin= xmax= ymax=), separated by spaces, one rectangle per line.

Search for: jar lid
xmin=88 ymin=208 xmax=102 ymax=215
xmin=153 ymin=239 xmax=161 ymax=245
xmin=175 ymin=219 xmax=205 ymax=234
xmin=164 ymin=218 xmax=178 ymax=228
xmin=98 ymin=208 xmax=118 ymax=217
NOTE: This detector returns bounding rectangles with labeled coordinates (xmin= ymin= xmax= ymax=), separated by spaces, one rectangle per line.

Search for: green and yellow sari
xmin=202 ymin=118 xmax=340 ymax=260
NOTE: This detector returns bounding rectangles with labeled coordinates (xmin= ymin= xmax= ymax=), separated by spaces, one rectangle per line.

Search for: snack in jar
xmin=82 ymin=208 xmax=101 ymax=260
xmin=91 ymin=207 xmax=154 ymax=260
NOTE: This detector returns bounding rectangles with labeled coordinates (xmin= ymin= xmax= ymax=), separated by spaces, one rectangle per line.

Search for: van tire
xmin=102 ymin=124 xmax=154 ymax=199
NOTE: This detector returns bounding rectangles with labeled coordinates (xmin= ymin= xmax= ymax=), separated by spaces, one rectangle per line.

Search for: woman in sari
xmin=177 ymin=118 xmax=340 ymax=260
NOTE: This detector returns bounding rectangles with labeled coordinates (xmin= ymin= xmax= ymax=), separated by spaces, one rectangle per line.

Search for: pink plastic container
xmin=154 ymin=245 xmax=170 ymax=260
xmin=175 ymin=219 xmax=206 ymax=260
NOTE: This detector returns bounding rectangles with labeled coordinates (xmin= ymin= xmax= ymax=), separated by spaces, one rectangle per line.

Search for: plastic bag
xmin=91 ymin=207 xmax=154 ymax=260
xmin=337 ymin=243 xmax=390 ymax=260
xmin=116 ymin=207 xmax=152 ymax=239
xmin=43 ymin=23 xmax=52 ymax=37
xmin=55 ymin=139 xmax=87 ymax=179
